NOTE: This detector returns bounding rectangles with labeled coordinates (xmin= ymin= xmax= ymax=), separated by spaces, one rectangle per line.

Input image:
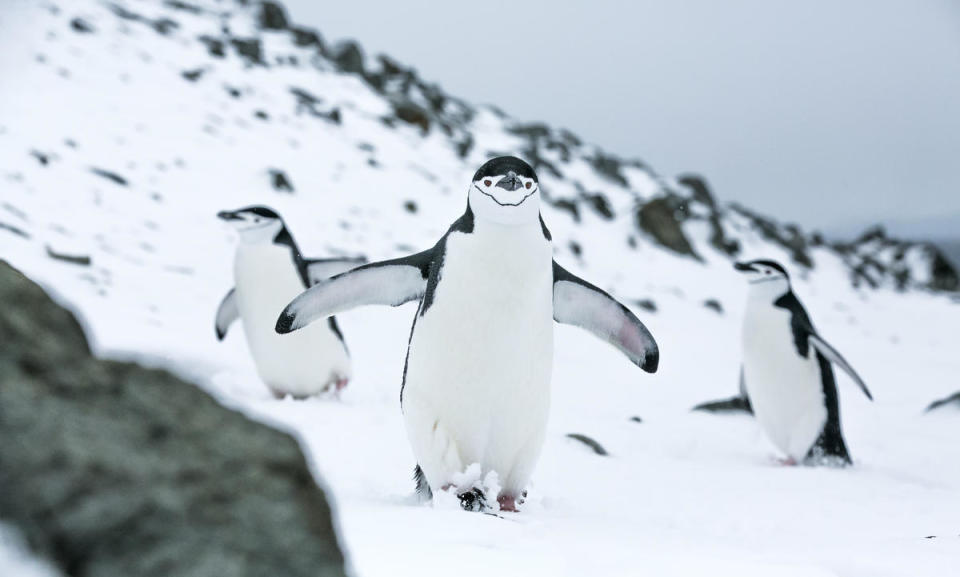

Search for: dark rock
xmin=254 ymin=110 xmax=269 ymax=121
xmin=677 ymin=174 xmax=716 ymax=209
xmin=231 ymin=37 xmax=264 ymax=66
xmin=290 ymin=87 xmax=341 ymax=123
xmin=30 ymin=150 xmax=51 ymax=166
xmin=291 ymin=26 xmax=323 ymax=50
xmin=588 ymin=152 xmax=628 ymax=187
xmin=926 ymin=391 xmax=960 ymax=412
xmin=455 ymin=133 xmax=474 ymax=158
xmin=70 ymin=18 xmax=94 ymax=34
xmin=151 ymin=17 xmax=179 ymax=35
xmin=332 ymin=41 xmax=365 ymax=75
xmin=703 ymin=299 xmax=723 ymax=314
xmin=0 ymin=260 xmax=347 ymax=577
xmin=676 ymin=174 xmax=740 ymax=257
xmin=0 ymin=222 xmax=30 ymax=239
xmin=164 ymin=1 xmax=203 ymax=15
xmin=582 ymin=193 xmax=614 ymax=220
xmin=199 ymin=36 xmax=225 ymax=58
xmin=392 ymin=102 xmax=430 ymax=134
xmin=257 ymin=1 xmax=289 ymax=30
xmin=268 ymin=168 xmax=294 ymax=193
xmin=629 ymin=416 xmax=643 ymax=423
xmin=46 ymin=247 xmax=92 ymax=266
xmin=403 ymin=200 xmax=418 ymax=214
xmin=927 ymin=248 xmax=960 ymax=292
xmin=568 ymin=240 xmax=582 ymax=257
xmin=636 ymin=195 xmax=700 ymax=260
xmin=730 ymin=204 xmax=812 ymax=268
xmin=181 ymin=68 xmax=204 ymax=82
xmin=108 ymin=4 xmax=179 ymax=36
xmin=634 ymin=299 xmax=657 ymax=313
xmin=90 ymin=167 xmax=129 ymax=187
xmin=566 ymin=433 xmax=608 ymax=456
xmin=551 ymin=198 xmax=580 ymax=222
xmin=692 ymin=396 xmax=753 ymax=414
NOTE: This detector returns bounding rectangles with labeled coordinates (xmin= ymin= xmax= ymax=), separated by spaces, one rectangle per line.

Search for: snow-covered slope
xmin=1 ymin=1 xmax=959 ymax=576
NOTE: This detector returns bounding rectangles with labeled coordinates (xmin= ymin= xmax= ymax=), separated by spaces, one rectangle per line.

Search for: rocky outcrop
xmin=833 ymin=227 xmax=960 ymax=292
xmin=0 ymin=261 xmax=347 ymax=577
xmin=636 ymin=194 xmax=700 ymax=260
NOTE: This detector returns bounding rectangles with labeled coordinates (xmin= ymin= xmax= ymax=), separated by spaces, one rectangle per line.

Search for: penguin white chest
xmin=233 ymin=243 xmax=350 ymax=395
xmin=741 ymin=303 xmax=827 ymax=460
xmin=402 ymin=226 xmax=554 ymax=493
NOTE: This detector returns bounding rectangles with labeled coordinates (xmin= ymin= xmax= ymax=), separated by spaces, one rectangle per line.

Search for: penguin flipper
xmin=304 ymin=256 xmax=368 ymax=285
xmin=277 ymin=248 xmax=435 ymax=334
xmin=215 ymin=288 xmax=239 ymax=340
xmin=808 ymin=334 xmax=873 ymax=401
xmin=551 ymin=261 xmax=659 ymax=373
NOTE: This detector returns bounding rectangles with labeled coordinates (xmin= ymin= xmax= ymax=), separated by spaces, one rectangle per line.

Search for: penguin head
xmin=734 ymin=259 xmax=791 ymax=295
xmin=468 ymin=156 xmax=541 ymax=225
xmin=217 ymin=205 xmax=285 ymax=243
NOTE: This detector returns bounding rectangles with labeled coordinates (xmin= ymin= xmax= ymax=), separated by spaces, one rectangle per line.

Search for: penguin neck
xmin=746 ymin=280 xmax=792 ymax=306
xmin=467 ymin=185 xmax=542 ymax=227
xmin=237 ymin=221 xmax=285 ymax=245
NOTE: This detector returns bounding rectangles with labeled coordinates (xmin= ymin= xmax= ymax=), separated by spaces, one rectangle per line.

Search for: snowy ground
xmin=1 ymin=1 xmax=959 ymax=575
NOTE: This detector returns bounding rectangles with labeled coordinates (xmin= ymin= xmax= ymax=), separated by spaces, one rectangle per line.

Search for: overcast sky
xmin=283 ymin=0 xmax=960 ymax=232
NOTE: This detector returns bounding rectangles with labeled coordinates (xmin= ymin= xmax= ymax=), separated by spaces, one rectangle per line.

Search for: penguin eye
xmin=764 ymin=270 xmax=771 ymax=275
xmin=483 ymin=179 xmax=492 ymax=187
xmin=525 ymin=181 xmax=532 ymax=189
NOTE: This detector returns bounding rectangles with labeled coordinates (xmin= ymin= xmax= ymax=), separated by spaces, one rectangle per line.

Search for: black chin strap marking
xmin=473 ymin=184 xmax=538 ymax=207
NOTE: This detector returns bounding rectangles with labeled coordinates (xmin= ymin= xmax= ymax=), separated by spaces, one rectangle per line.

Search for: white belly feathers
xmin=742 ymin=304 xmax=827 ymax=460
xmin=234 ymin=243 xmax=350 ymax=396
xmin=402 ymin=224 xmax=554 ymax=494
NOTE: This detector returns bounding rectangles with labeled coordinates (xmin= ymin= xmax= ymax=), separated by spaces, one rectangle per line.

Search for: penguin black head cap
xmin=472 ymin=156 xmax=538 ymax=183
xmin=734 ymin=259 xmax=790 ymax=280
xmin=217 ymin=205 xmax=281 ymax=222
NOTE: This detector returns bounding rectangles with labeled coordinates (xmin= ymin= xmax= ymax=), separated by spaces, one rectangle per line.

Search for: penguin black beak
xmin=734 ymin=262 xmax=757 ymax=273
xmin=495 ymin=171 xmax=523 ymax=192
xmin=217 ymin=210 xmax=243 ymax=222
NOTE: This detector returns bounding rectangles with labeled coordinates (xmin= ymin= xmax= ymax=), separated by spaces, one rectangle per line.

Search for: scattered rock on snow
xmin=703 ymin=299 xmax=724 ymax=314
xmin=566 ymin=433 xmax=608 ymax=456
xmin=268 ymin=168 xmax=294 ymax=193
xmin=257 ymin=1 xmax=289 ymax=30
xmin=90 ymin=167 xmax=129 ymax=186
xmin=692 ymin=395 xmax=753 ymax=414
xmin=0 ymin=260 xmax=347 ymax=577
xmin=45 ymin=246 xmax=91 ymax=266
xmin=925 ymin=391 xmax=960 ymax=412
xmin=70 ymin=17 xmax=95 ymax=34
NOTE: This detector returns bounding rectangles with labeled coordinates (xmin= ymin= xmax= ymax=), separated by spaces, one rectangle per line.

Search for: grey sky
xmin=283 ymin=0 xmax=960 ymax=232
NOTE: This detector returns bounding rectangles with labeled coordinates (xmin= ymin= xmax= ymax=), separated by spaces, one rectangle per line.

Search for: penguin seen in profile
xmin=735 ymin=259 xmax=872 ymax=466
xmin=215 ymin=206 xmax=364 ymax=399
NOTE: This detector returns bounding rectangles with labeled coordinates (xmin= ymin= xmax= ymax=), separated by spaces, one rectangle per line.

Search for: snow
xmin=1 ymin=1 xmax=958 ymax=575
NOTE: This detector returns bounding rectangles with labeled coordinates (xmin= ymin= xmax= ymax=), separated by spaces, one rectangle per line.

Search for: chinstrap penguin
xmin=215 ymin=206 xmax=364 ymax=399
xmin=276 ymin=156 xmax=659 ymax=512
xmin=735 ymin=259 xmax=872 ymax=466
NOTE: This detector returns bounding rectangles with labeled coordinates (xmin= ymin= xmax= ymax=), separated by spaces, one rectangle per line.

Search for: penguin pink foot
xmin=776 ymin=456 xmax=798 ymax=466
xmin=497 ymin=494 xmax=520 ymax=512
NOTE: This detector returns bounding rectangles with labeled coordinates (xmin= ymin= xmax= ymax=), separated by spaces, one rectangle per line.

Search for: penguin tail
xmin=413 ymin=464 xmax=433 ymax=502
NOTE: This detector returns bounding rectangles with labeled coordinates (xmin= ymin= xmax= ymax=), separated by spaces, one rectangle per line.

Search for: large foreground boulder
xmin=0 ymin=261 xmax=347 ymax=577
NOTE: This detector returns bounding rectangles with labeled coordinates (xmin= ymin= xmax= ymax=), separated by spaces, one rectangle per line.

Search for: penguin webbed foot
xmin=457 ymin=487 xmax=487 ymax=512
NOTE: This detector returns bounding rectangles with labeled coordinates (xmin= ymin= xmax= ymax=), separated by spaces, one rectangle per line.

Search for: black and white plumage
xmin=215 ymin=206 xmax=365 ymax=399
xmin=734 ymin=259 xmax=872 ymax=465
xmin=277 ymin=157 xmax=659 ymax=510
